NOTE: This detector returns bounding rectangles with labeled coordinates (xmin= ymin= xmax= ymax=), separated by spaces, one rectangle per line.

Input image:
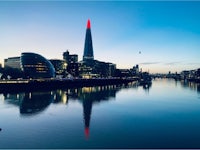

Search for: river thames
xmin=0 ymin=78 xmax=200 ymax=149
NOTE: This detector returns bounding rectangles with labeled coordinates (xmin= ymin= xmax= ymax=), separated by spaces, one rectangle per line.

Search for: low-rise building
xmin=4 ymin=57 xmax=21 ymax=69
xmin=3 ymin=53 xmax=56 ymax=79
xmin=49 ymin=59 xmax=67 ymax=78
xmin=78 ymin=59 xmax=116 ymax=78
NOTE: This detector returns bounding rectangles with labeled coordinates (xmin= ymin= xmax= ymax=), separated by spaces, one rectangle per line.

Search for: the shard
xmin=83 ymin=19 xmax=94 ymax=61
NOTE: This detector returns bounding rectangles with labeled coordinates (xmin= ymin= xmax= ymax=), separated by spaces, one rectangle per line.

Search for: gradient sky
xmin=0 ymin=1 xmax=200 ymax=73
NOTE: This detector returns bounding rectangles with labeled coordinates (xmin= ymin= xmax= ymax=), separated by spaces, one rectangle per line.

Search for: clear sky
xmin=0 ymin=1 xmax=200 ymax=73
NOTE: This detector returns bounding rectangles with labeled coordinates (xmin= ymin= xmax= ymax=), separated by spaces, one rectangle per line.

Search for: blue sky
xmin=0 ymin=1 xmax=200 ymax=73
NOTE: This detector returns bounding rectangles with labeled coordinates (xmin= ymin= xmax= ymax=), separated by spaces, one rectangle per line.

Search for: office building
xmin=63 ymin=50 xmax=79 ymax=77
xmin=21 ymin=52 xmax=55 ymax=79
xmin=4 ymin=57 xmax=21 ymax=69
xmin=63 ymin=50 xmax=78 ymax=64
xmin=83 ymin=19 xmax=94 ymax=61
xmin=131 ymin=64 xmax=139 ymax=76
xmin=3 ymin=53 xmax=55 ymax=79
xmin=79 ymin=19 xmax=116 ymax=78
xmin=49 ymin=59 xmax=67 ymax=77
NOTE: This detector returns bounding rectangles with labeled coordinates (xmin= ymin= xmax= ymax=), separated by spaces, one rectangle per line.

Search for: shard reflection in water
xmin=1 ymin=80 xmax=200 ymax=148
xmin=78 ymin=86 xmax=119 ymax=139
xmin=2 ymin=84 xmax=135 ymax=139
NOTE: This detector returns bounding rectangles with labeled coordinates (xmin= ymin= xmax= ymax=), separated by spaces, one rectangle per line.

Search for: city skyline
xmin=0 ymin=1 xmax=200 ymax=73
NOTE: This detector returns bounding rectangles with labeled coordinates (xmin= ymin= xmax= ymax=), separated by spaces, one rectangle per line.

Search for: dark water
xmin=0 ymin=79 xmax=200 ymax=148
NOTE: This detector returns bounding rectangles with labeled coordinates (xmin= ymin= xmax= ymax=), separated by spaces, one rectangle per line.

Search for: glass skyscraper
xmin=83 ymin=19 xmax=94 ymax=61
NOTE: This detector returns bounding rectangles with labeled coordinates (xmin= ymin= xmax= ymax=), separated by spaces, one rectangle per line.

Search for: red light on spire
xmin=87 ymin=19 xmax=91 ymax=29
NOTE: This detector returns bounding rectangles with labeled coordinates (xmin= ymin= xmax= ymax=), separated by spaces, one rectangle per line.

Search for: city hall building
xmin=4 ymin=52 xmax=55 ymax=79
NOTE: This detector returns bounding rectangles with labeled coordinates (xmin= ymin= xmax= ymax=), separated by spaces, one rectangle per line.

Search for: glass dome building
xmin=20 ymin=52 xmax=55 ymax=79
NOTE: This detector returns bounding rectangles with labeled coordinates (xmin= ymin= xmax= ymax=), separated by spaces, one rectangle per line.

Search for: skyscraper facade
xmin=83 ymin=19 xmax=94 ymax=61
xmin=79 ymin=19 xmax=116 ymax=78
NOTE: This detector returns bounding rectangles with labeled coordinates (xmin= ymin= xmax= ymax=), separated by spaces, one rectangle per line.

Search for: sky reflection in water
xmin=0 ymin=79 xmax=200 ymax=148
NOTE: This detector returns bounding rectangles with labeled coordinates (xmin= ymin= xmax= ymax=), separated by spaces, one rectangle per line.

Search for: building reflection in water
xmin=51 ymin=90 xmax=69 ymax=104
xmin=78 ymin=86 xmax=119 ymax=139
xmin=20 ymin=92 xmax=54 ymax=115
xmin=3 ymin=84 xmax=137 ymax=138
xmin=197 ymin=84 xmax=200 ymax=94
xmin=180 ymin=81 xmax=200 ymax=94
xmin=142 ymin=83 xmax=152 ymax=94
xmin=3 ymin=92 xmax=54 ymax=116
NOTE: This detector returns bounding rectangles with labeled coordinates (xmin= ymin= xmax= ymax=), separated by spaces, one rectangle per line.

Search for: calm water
xmin=0 ymin=79 xmax=200 ymax=148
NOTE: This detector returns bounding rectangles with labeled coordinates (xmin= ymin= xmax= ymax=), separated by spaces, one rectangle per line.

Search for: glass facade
xmin=4 ymin=57 xmax=21 ymax=69
xmin=83 ymin=20 xmax=94 ymax=61
xmin=21 ymin=52 xmax=55 ymax=79
xmin=49 ymin=59 xmax=67 ymax=76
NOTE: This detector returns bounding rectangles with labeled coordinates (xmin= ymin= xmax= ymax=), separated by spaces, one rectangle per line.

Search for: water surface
xmin=0 ymin=79 xmax=200 ymax=148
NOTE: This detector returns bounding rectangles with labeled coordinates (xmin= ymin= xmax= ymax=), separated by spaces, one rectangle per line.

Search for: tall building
xmin=63 ymin=50 xmax=79 ymax=77
xmin=79 ymin=19 xmax=116 ymax=78
xmin=83 ymin=19 xmax=94 ymax=61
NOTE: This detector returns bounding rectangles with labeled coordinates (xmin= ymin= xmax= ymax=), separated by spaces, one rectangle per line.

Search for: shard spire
xmin=87 ymin=19 xmax=91 ymax=29
xmin=83 ymin=19 xmax=94 ymax=61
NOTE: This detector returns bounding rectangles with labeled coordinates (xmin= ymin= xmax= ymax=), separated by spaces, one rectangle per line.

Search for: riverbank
xmin=0 ymin=78 xmax=137 ymax=93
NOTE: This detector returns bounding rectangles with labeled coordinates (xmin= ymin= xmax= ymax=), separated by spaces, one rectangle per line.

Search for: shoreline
xmin=0 ymin=78 xmax=138 ymax=93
